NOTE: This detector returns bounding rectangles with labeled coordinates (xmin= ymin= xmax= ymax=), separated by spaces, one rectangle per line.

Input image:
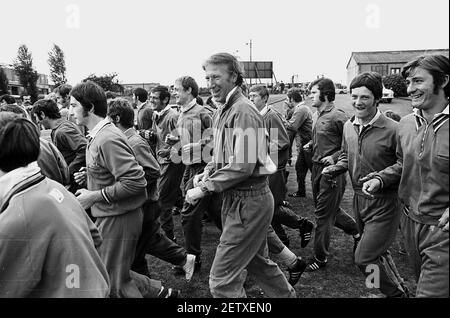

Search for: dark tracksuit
xmin=311 ymin=103 xmax=358 ymax=262
xmin=263 ymin=106 xmax=303 ymax=246
xmin=124 ymin=128 xmax=188 ymax=275
xmin=176 ymin=101 xmax=215 ymax=258
xmin=286 ymin=103 xmax=313 ymax=196
xmin=375 ymin=108 xmax=449 ymax=298
xmin=333 ymin=113 xmax=408 ymax=297
xmin=202 ymin=88 xmax=295 ymax=298
xmin=153 ymin=106 xmax=184 ymax=241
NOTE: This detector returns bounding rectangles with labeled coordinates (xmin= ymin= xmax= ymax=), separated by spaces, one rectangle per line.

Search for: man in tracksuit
xmin=186 ymin=53 xmax=296 ymax=298
xmin=107 ymin=98 xmax=196 ymax=283
xmin=304 ymin=78 xmax=360 ymax=271
xmin=362 ymin=54 xmax=449 ymax=297
xmin=323 ymin=72 xmax=409 ymax=297
xmin=70 ymin=81 xmax=163 ymax=298
xmin=285 ymin=88 xmax=313 ymax=198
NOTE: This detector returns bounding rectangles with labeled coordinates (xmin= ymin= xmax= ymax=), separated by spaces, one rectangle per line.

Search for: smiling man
xmin=186 ymin=53 xmax=295 ymax=298
xmin=362 ymin=55 xmax=449 ymax=298
xmin=323 ymin=72 xmax=409 ymax=297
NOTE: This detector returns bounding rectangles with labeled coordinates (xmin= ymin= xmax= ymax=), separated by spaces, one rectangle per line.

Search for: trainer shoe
xmin=299 ymin=218 xmax=314 ymax=248
xmin=288 ymin=257 xmax=307 ymax=286
xmin=183 ymin=254 xmax=196 ymax=282
xmin=306 ymin=257 xmax=327 ymax=272
xmin=157 ymin=286 xmax=181 ymax=298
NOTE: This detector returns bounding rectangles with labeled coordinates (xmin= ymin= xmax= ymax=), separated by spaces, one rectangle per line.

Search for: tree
xmin=48 ymin=44 xmax=67 ymax=88
xmin=83 ymin=73 xmax=124 ymax=93
xmin=383 ymin=74 xmax=408 ymax=97
xmin=0 ymin=67 xmax=9 ymax=95
xmin=12 ymin=44 xmax=39 ymax=103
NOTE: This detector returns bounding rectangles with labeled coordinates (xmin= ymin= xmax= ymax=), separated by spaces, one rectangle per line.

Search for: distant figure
xmin=384 ymin=110 xmax=401 ymax=122
xmin=280 ymin=81 xmax=285 ymax=94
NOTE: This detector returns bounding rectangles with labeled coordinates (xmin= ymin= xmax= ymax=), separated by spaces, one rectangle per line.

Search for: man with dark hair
xmin=166 ymin=76 xmax=213 ymax=275
xmin=186 ymin=53 xmax=295 ymax=298
xmin=304 ymin=78 xmax=359 ymax=271
xmin=55 ymin=84 xmax=73 ymax=109
xmin=0 ymin=113 xmax=109 ymax=297
xmin=285 ymin=87 xmax=313 ymax=198
xmin=362 ymin=54 xmax=449 ymax=297
xmin=107 ymin=98 xmax=195 ymax=283
xmin=0 ymin=94 xmax=17 ymax=106
xmin=0 ymin=104 xmax=70 ymax=186
xmin=32 ymin=98 xmax=87 ymax=193
xmin=322 ymin=72 xmax=409 ymax=297
xmin=147 ymin=85 xmax=184 ymax=242
xmin=70 ymin=81 xmax=168 ymax=298
xmin=133 ymin=87 xmax=150 ymax=128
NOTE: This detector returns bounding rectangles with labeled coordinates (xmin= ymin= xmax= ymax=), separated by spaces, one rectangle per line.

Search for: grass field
xmin=145 ymin=94 xmax=417 ymax=298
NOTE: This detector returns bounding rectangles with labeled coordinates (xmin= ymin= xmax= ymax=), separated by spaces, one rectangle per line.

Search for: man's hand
xmin=320 ymin=156 xmax=335 ymax=166
xmin=303 ymin=141 xmax=312 ymax=152
xmin=193 ymin=170 xmax=209 ymax=187
xmin=157 ymin=148 xmax=171 ymax=158
xmin=165 ymin=134 xmax=179 ymax=146
xmin=438 ymin=208 xmax=449 ymax=232
xmin=186 ymin=187 xmax=206 ymax=205
xmin=322 ymin=165 xmax=337 ymax=178
xmin=361 ymin=179 xmax=381 ymax=198
xmin=75 ymin=188 xmax=100 ymax=210
xmin=73 ymin=167 xmax=87 ymax=186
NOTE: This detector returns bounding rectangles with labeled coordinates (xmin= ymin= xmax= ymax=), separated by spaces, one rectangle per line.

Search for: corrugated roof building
xmin=346 ymin=49 xmax=449 ymax=86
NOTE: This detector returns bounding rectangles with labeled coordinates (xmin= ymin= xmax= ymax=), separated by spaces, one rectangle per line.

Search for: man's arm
xmin=286 ymin=106 xmax=307 ymax=133
xmin=60 ymin=126 xmax=87 ymax=176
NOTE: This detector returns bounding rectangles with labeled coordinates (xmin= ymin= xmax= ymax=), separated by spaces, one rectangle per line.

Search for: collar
xmin=318 ymin=102 xmax=335 ymax=116
xmin=225 ymin=86 xmax=239 ymax=106
xmin=352 ymin=109 xmax=381 ymax=133
xmin=413 ymin=104 xmax=449 ymax=132
xmin=52 ymin=118 xmax=66 ymax=131
xmin=87 ymin=117 xmax=110 ymax=140
xmin=180 ymin=99 xmax=197 ymax=113
xmin=123 ymin=127 xmax=137 ymax=139
xmin=154 ymin=104 xmax=173 ymax=119
xmin=0 ymin=162 xmax=41 ymax=206
xmin=260 ymin=104 xmax=269 ymax=116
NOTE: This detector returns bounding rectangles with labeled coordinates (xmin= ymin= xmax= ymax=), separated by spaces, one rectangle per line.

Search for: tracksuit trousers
xmin=95 ymin=209 xmax=161 ymax=298
xmin=401 ymin=207 xmax=449 ymax=298
xmin=311 ymin=163 xmax=358 ymax=262
xmin=209 ymin=178 xmax=296 ymax=298
xmin=353 ymin=193 xmax=408 ymax=297
xmin=158 ymin=161 xmax=184 ymax=241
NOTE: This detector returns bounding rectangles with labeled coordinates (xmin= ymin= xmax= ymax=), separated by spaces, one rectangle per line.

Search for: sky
xmin=1 ymin=0 xmax=448 ymax=87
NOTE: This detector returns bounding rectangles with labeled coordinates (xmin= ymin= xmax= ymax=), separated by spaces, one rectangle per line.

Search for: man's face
xmin=149 ymin=92 xmax=164 ymax=111
xmin=249 ymin=91 xmax=266 ymax=111
xmin=204 ymin=64 xmax=236 ymax=104
xmin=309 ymin=85 xmax=323 ymax=108
xmin=406 ymin=67 xmax=442 ymax=110
xmin=173 ymin=82 xmax=190 ymax=106
xmin=69 ymin=96 xmax=87 ymax=126
xmin=34 ymin=113 xmax=51 ymax=129
xmin=351 ymin=86 xmax=378 ymax=123
xmin=56 ymin=93 xmax=68 ymax=108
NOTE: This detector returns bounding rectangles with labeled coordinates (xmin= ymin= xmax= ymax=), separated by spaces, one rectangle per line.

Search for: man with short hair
xmin=362 ymin=54 xmax=449 ymax=297
xmin=323 ymin=72 xmax=409 ymax=297
xmin=285 ymin=87 xmax=313 ymax=198
xmin=186 ymin=53 xmax=295 ymax=298
xmin=55 ymin=84 xmax=72 ymax=109
xmin=304 ymin=78 xmax=359 ymax=271
xmin=0 ymin=113 xmax=109 ymax=297
xmin=70 ymin=81 xmax=163 ymax=298
xmin=149 ymin=85 xmax=184 ymax=242
xmin=32 ymin=98 xmax=87 ymax=193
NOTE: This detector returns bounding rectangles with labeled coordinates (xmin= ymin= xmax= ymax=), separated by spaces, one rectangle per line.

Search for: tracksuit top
xmin=286 ymin=102 xmax=313 ymax=146
xmin=262 ymin=107 xmax=290 ymax=170
xmin=376 ymin=106 xmax=449 ymax=225
xmin=203 ymin=88 xmax=276 ymax=193
xmin=152 ymin=105 xmax=179 ymax=165
xmin=334 ymin=112 xmax=399 ymax=196
xmin=86 ymin=122 xmax=147 ymax=217
xmin=312 ymin=103 xmax=348 ymax=164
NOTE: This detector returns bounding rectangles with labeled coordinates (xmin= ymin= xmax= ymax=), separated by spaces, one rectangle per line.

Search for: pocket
xmin=220 ymin=195 xmax=246 ymax=245
xmin=435 ymin=155 xmax=449 ymax=174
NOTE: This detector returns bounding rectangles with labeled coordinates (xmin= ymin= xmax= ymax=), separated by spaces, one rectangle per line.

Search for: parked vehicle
xmin=381 ymin=86 xmax=394 ymax=103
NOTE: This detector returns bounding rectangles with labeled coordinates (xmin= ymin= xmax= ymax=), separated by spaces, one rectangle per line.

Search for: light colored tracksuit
xmin=333 ymin=112 xmax=408 ymax=297
xmin=86 ymin=120 xmax=160 ymax=298
xmin=375 ymin=107 xmax=449 ymax=298
xmin=202 ymin=87 xmax=295 ymax=298
xmin=311 ymin=103 xmax=358 ymax=262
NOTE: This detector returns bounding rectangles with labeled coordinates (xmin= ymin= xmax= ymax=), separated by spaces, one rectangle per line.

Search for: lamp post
xmin=246 ymin=39 xmax=253 ymax=85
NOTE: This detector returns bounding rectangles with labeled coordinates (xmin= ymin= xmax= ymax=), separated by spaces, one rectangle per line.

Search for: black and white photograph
xmin=0 ymin=0 xmax=448 ymax=305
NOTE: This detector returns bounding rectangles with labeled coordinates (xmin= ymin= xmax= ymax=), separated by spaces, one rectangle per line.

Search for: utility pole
xmin=246 ymin=39 xmax=253 ymax=86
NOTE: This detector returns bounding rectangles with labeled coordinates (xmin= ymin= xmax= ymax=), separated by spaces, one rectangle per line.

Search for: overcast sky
xmin=1 ymin=0 xmax=448 ymax=87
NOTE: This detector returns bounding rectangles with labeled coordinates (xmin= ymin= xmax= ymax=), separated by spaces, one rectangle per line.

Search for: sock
xmin=276 ymin=247 xmax=298 ymax=269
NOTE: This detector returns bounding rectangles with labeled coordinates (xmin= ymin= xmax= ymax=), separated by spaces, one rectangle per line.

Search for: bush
xmin=383 ymin=74 xmax=408 ymax=97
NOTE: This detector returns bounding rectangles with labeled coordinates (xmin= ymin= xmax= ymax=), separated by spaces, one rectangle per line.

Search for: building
xmin=0 ymin=63 xmax=50 ymax=97
xmin=346 ymin=49 xmax=449 ymax=86
xmin=122 ymin=83 xmax=160 ymax=95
